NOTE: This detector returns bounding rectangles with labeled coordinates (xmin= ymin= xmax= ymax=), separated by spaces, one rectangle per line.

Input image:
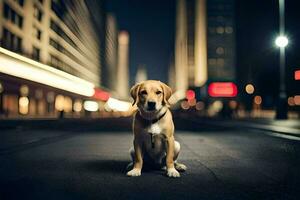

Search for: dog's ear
xmin=160 ymin=82 xmax=172 ymax=106
xmin=130 ymin=83 xmax=141 ymax=106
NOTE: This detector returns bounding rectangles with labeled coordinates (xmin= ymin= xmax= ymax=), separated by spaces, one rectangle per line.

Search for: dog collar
xmin=137 ymin=109 xmax=167 ymax=149
xmin=137 ymin=107 xmax=168 ymax=124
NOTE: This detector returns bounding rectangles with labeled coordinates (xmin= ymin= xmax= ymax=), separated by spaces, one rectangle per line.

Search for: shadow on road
xmin=83 ymin=160 xmax=129 ymax=174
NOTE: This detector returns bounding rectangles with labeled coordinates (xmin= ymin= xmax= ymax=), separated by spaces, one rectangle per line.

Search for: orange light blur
xmin=287 ymin=97 xmax=295 ymax=106
xmin=295 ymin=70 xmax=300 ymax=80
xmin=195 ymin=101 xmax=204 ymax=111
xmin=181 ymin=100 xmax=190 ymax=110
xmin=294 ymin=95 xmax=300 ymax=105
xmin=254 ymin=95 xmax=262 ymax=105
xmin=188 ymin=98 xmax=197 ymax=106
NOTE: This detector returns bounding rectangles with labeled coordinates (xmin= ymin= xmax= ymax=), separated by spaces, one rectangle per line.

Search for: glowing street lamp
xmin=275 ymin=0 xmax=288 ymax=119
xmin=275 ymin=36 xmax=288 ymax=48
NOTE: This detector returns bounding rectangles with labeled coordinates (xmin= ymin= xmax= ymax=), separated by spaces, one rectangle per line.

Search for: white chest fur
xmin=147 ymin=122 xmax=162 ymax=135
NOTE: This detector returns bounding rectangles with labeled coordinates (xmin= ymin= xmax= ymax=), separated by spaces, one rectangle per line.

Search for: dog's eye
xmin=140 ymin=90 xmax=147 ymax=95
xmin=156 ymin=91 xmax=162 ymax=95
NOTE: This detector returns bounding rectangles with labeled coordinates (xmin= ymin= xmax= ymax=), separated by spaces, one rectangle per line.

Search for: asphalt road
xmin=1 ymin=122 xmax=300 ymax=200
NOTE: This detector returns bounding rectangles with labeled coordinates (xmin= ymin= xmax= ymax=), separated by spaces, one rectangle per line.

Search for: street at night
xmin=1 ymin=118 xmax=300 ymax=200
xmin=1 ymin=0 xmax=300 ymax=199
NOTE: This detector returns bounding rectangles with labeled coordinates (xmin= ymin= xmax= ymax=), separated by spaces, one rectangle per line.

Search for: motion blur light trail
xmin=0 ymin=47 xmax=95 ymax=97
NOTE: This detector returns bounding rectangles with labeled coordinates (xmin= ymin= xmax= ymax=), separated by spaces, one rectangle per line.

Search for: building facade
xmin=173 ymin=0 xmax=236 ymax=96
xmin=116 ymin=31 xmax=129 ymax=100
xmin=0 ymin=0 xmax=107 ymax=118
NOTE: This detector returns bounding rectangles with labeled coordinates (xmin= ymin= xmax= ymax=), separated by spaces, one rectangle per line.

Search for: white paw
xmin=127 ymin=168 xmax=141 ymax=177
xmin=167 ymin=167 xmax=180 ymax=178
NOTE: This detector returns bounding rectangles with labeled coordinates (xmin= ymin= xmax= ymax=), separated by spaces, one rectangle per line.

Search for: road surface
xmin=0 ymin=121 xmax=300 ymax=200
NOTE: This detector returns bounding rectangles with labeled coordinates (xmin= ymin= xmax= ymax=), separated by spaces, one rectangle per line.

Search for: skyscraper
xmin=116 ymin=31 xmax=130 ymax=100
xmin=0 ymin=0 xmax=106 ymax=117
xmin=104 ymin=13 xmax=118 ymax=92
xmin=173 ymin=0 xmax=236 ymax=97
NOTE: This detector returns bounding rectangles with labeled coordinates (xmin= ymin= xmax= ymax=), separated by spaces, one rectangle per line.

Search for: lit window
xmin=216 ymin=47 xmax=224 ymax=55
xmin=216 ymin=27 xmax=224 ymax=34
xmin=208 ymin=58 xmax=217 ymax=66
xmin=216 ymin=58 xmax=225 ymax=67
xmin=225 ymin=26 xmax=233 ymax=34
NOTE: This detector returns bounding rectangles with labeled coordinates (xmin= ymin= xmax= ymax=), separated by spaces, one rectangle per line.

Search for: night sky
xmin=106 ymin=0 xmax=300 ymax=99
xmin=105 ymin=0 xmax=175 ymax=86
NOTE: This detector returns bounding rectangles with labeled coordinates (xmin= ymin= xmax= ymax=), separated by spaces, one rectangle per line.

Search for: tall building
xmin=116 ymin=31 xmax=129 ymax=100
xmin=135 ymin=65 xmax=147 ymax=84
xmin=207 ymin=0 xmax=235 ymax=82
xmin=103 ymin=13 xmax=118 ymax=92
xmin=0 ymin=0 xmax=106 ymax=117
xmin=174 ymin=0 xmax=188 ymax=93
xmin=173 ymin=0 xmax=236 ymax=96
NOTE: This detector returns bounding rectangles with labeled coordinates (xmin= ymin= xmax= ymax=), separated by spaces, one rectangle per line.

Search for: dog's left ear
xmin=160 ymin=82 xmax=172 ymax=106
xmin=130 ymin=83 xmax=141 ymax=106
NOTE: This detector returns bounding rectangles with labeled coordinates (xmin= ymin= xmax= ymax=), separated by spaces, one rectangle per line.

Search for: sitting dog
xmin=127 ymin=80 xmax=186 ymax=178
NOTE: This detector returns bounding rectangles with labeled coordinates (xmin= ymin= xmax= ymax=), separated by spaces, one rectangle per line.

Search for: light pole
xmin=275 ymin=0 xmax=288 ymax=119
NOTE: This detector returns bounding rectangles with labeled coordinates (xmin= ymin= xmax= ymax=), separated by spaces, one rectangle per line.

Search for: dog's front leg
xmin=166 ymin=136 xmax=180 ymax=178
xmin=127 ymin=139 xmax=143 ymax=177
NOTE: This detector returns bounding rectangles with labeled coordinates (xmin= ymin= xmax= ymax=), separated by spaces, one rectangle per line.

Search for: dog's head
xmin=130 ymin=80 xmax=172 ymax=113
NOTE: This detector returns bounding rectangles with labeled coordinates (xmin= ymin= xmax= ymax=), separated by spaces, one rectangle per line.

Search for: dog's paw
xmin=175 ymin=162 xmax=187 ymax=172
xmin=167 ymin=167 xmax=180 ymax=178
xmin=127 ymin=168 xmax=141 ymax=177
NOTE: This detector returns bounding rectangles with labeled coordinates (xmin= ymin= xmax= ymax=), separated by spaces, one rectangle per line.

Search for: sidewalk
xmin=204 ymin=118 xmax=300 ymax=137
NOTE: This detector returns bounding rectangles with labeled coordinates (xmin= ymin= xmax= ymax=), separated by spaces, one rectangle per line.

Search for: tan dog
xmin=127 ymin=80 xmax=186 ymax=178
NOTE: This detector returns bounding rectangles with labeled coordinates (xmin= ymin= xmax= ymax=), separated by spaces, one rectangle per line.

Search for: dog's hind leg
xmin=174 ymin=141 xmax=187 ymax=172
xmin=126 ymin=147 xmax=135 ymax=171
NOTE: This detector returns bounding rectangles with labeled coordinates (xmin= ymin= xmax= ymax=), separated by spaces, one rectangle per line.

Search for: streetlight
xmin=275 ymin=36 xmax=288 ymax=48
xmin=275 ymin=0 xmax=288 ymax=119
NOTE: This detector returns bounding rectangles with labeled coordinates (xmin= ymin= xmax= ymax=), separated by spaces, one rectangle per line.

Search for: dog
xmin=126 ymin=80 xmax=186 ymax=178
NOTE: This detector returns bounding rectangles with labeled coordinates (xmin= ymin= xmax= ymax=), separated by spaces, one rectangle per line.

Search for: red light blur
xmin=93 ymin=88 xmax=110 ymax=101
xmin=208 ymin=82 xmax=238 ymax=97
xmin=295 ymin=70 xmax=300 ymax=80
xmin=186 ymin=89 xmax=195 ymax=100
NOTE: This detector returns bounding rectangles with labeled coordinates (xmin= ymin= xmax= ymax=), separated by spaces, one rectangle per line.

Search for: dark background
xmin=106 ymin=0 xmax=300 ymax=100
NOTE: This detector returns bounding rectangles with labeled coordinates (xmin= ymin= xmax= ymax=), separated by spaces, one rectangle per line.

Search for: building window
xmin=208 ymin=58 xmax=217 ymax=66
xmin=50 ymin=20 xmax=77 ymax=48
xmin=50 ymin=54 xmax=60 ymax=68
xmin=32 ymin=46 xmax=40 ymax=61
xmin=51 ymin=0 xmax=67 ymax=20
xmin=225 ymin=26 xmax=233 ymax=34
xmin=216 ymin=47 xmax=224 ymax=55
xmin=216 ymin=27 xmax=224 ymax=34
xmin=34 ymin=5 xmax=43 ymax=21
xmin=33 ymin=26 xmax=42 ymax=40
xmin=38 ymin=0 xmax=44 ymax=4
xmin=3 ymin=3 xmax=23 ymax=28
xmin=49 ymin=38 xmax=60 ymax=50
xmin=1 ymin=28 xmax=22 ymax=52
xmin=216 ymin=58 xmax=225 ymax=67
xmin=49 ymin=54 xmax=74 ymax=75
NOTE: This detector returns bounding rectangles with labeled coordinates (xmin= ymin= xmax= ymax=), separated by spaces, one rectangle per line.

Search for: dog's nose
xmin=147 ymin=101 xmax=156 ymax=111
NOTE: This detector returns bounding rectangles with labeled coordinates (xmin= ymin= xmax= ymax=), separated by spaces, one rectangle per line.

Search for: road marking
xmin=265 ymin=132 xmax=300 ymax=141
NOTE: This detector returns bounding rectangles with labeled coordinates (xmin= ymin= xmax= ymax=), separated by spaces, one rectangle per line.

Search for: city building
xmin=135 ymin=65 xmax=147 ymax=84
xmin=103 ymin=13 xmax=118 ymax=92
xmin=173 ymin=0 xmax=236 ymax=98
xmin=116 ymin=31 xmax=130 ymax=100
xmin=0 ymin=0 xmax=108 ymax=118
